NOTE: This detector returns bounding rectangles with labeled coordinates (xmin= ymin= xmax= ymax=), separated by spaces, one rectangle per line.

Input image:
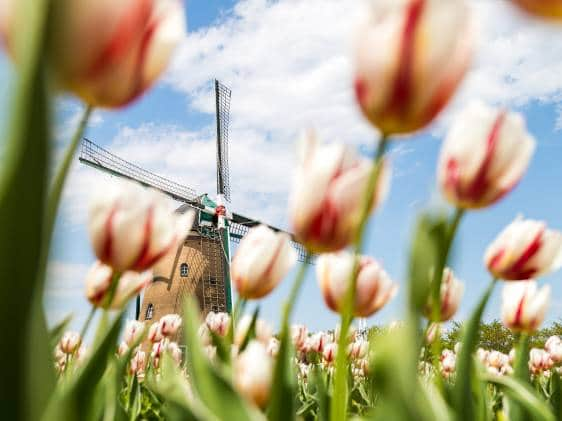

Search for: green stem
xmin=510 ymin=333 xmax=530 ymax=421
xmin=331 ymin=135 xmax=390 ymax=421
xmin=282 ymin=258 xmax=310 ymax=329
xmin=228 ymin=296 xmax=246 ymax=345
xmin=79 ymin=306 xmax=97 ymax=343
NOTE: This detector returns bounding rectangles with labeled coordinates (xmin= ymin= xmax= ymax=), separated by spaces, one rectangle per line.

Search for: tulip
xmin=323 ymin=343 xmax=338 ymax=364
xmin=124 ymin=320 xmax=145 ymax=346
xmin=424 ymin=268 xmax=464 ymax=321
xmin=205 ymin=311 xmax=230 ymax=337
xmin=425 ymin=322 xmax=441 ymax=344
xmin=317 ymin=252 xmax=398 ymax=317
xmin=151 ymin=339 xmax=167 ymax=359
xmin=231 ymin=225 xmax=296 ymax=299
xmin=487 ymin=351 xmax=509 ymax=369
xmin=117 ymin=341 xmax=129 ymax=357
xmin=167 ymin=341 xmax=182 ymax=365
xmin=84 ymin=261 xmax=114 ymax=306
xmin=440 ymin=349 xmax=456 ymax=377
xmin=354 ymin=0 xmax=473 ymax=135
xmin=159 ymin=314 xmax=182 ymax=337
xmin=545 ymin=336 xmax=562 ymax=364
xmin=60 ymin=331 xmax=81 ymax=354
xmin=334 ymin=324 xmax=358 ymax=343
xmin=89 ymin=180 xmax=194 ymax=272
xmin=234 ymin=315 xmax=273 ymax=347
xmin=529 ymin=348 xmax=553 ymax=375
xmin=234 ymin=341 xmax=273 ymax=408
xmin=438 ymin=102 xmax=535 ymax=209
xmin=485 ymin=217 xmax=562 ymax=281
xmin=267 ymin=338 xmax=280 ymax=358
xmin=198 ymin=324 xmax=212 ymax=346
xmin=290 ymin=132 xmax=390 ymax=253
xmin=110 ymin=271 xmax=152 ymax=309
xmin=130 ymin=350 xmax=147 ymax=376
xmin=509 ymin=0 xmax=562 ymax=21
xmin=347 ymin=339 xmax=368 ymax=360
xmin=502 ymin=281 xmax=550 ymax=333
xmin=304 ymin=332 xmax=332 ymax=354
xmin=148 ymin=322 xmax=163 ymax=343
xmin=476 ymin=348 xmax=490 ymax=365
xmin=204 ymin=345 xmax=217 ymax=362
xmin=509 ymin=348 xmax=516 ymax=365
xmin=291 ymin=324 xmax=308 ymax=351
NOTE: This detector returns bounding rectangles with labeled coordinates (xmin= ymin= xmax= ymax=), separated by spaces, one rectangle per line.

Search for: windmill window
xmin=180 ymin=263 xmax=189 ymax=277
xmin=212 ymin=305 xmax=218 ymax=312
xmin=209 ymin=277 xmax=217 ymax=285
xmin=146 ymin=303 xmax=154 ymax=320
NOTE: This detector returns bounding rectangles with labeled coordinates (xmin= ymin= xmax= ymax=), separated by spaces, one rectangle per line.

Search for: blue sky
xmin=2 ymin=0 xmax=562 ymax=335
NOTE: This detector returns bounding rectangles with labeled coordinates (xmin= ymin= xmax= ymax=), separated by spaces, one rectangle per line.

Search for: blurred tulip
xmin=234 ymin=341 xmax=273 ymax=408
xmin=438 ymin=102 xmax=535 ymax=209
xmin=509 ymin=348 xmax=516 ymax=365
xmin=231 ymin=225 xmax=296 ymax=299
xmin=323 ymin=343 xmax=338 ymax=364
xmin=84 ymin=261 xmax=114 ymax=306
xmin=89 ymin=180 xmax=194 ymax=272
xmin=334 ymin=324 xmax=358 ymax=343
xmin=317 ymin=252 xmax=398 ymax=317
xmin=476 ymin=348 xmax=490 ymax=364
xmin=267 ymin=338 xmax=280 ymax=358
xmin=509 ymin=0 xmax=562 ymax=20
xmin=148 ymin=322 xmax=163 ymax=343
xmin=205 ymin=311 xmax=230 ymax=337
xmin=347 ymin=338 xmax=368 ymax=360
xmin=354 ymin=0 xmax=473 ymax=135
xmin=545 ymin=336 xmax=562 ymax=364
xmin=60 ymin=331 xmax=81 ymax=354
xmin=204 ymin=345 xmax=217 ymax=362
xmin=305 ymin=332 xmax=332 ymax=354
xmin=234 ymin=315 xmax=273 ymax=347
xmin=529 ymin=348 xmax=554 ymax=375
xmin=487 ymin=350 xmax=509 ymax=369
xmin=198 ymin=324 xmax=212 ymax=346
xmin=440 ymin=349 xmax=456 ymax=377
xmin=159 ymin=314 xmax=182 ymax=337
xmin=117 ymin=341 xmax=129 ymax=357
xmin=151 ymin=338 xmax=168 ymax=360
xmin=124 ymin=320 xmax=145 ymax=346
xmin=485 ymin=217 xmax=562 ymax=281
xmin=130 ymin=350 xmax=147 ymax=376
xmin=426 ymin=322 xmax=441 ymax=344
xmin=110 ymin=271 xmax=152 ymax=309
xmin=290 ymin=132 xmax=390 ymax=253
xmin=167 ymin=341 xmax=182 ymax=365
xmin=502 ymin=281 xmax=550 ymax=333
xmin=424 ymin=268 xmax=464 ymax=321
xmin=291 ymin=324 xmax=308 ymax=351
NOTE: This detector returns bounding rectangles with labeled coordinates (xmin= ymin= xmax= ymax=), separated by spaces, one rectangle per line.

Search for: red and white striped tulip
xmin=234 ymin=341 xmax=273 ymax=409
xmin=424 ymin=268 xmax=464 ymax=321
xmin=304 ymin=332 xmax=332 ymax=354
xmin=529 ymin=348 xmax=554 ymax=375
xmin=291 ymin=324 xmax=308 ymax=351
xmin=426 ymin=322 xmax=441 ymax=344
xmin=167 ymin=341 xmax=182 ymax=365
xmin=545 ymin=336 xmax=562 ymax=364
xmin=89 ymin=181 xmax=194 ymax=272
xmin=317 ymin=252 xmax=398 ymax=317
xmin=130 ymin=350 xmax=147 ymax=376
xmin=148 ymin=322 xmax=163 ymax=343
xmin=323 ymin=343 xmax=338 ymax=364
xmin=290 ymin=132 xmax=390 ymax=253
xmin=110 ymin=271 xmax=152 ymax=309
xmin=159 ymin=314 xmax=182 ymax=338
xmin=509 ymin=0 xmax=562 ymax=21
xmin=84 ymin=261 xmax=114 ymax=306
xmin=485 ymin=217 xmax=562 ymax=281
xmin=438 ymin=102 xmax=535 ymax=209
xmin=124 ymin=320 xmax=145 ymax=347
xmin=205 ymin=311 xmax=230 ymax=337
xmin=231 ymin=225 xmax=297 ymax=299
xmin=60 ymin=331 xmax=81 ymax=354
xmin=347 ymin=338 xmax=368 ymax=360
xmin=354 ymin=0 xmax=473 ymax=135
xmin=502 ymin=281 xmax=550 ymax=333
xmin=487 ymin=351 xmax=509 ymax=370
xmin=476 ymin=348 xmax=490 ymax=365
xmin=440 ymin=349 xmax=456 ymax=377
xmin=234 ymin=315 xmax=273 ymax=347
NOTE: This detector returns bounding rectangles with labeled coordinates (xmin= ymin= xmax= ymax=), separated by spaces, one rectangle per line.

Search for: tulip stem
xmin=331 ymin=135 xmax=390 ymax=421
xmin=79 ymin=306 xmax=97 ymax=342
xmin=282 ymin=257 xmax=310 ymax=327
xmin=510 ymin=333 xmax=530 ymax=421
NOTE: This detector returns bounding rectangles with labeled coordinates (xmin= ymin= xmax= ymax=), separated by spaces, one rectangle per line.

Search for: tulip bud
xmin=487 ymin=351 xmax=509 ymax=369
xmin=440 ymin=349 xmax=456 ymax=377
xmin=425 ymin=322 xmax=441 ymax=345
xmin=509 ymin=0 xmax=562 ymax=20
xmin=89 ymin=180 xmax=194 ymax=272
xmin=231 ymin=225 xmax=296 ymax=299
xmin=347 ymin=339 xmax=368 ymax=360
xmin=545 ymin=336 xmax=562 ymax=364
xmin=84 ymin=261 xmax=114 ymax=306
xmin=354 ymin=0 xmax=473 ymax=135
xmin=476 ymin=348 xmax=490 ymax=364
xmin=159 ymin=314 xmax=182 ymax=337
xmin=317 ymin=252 xmax=398 ymax=317
xmin=424 ymin=268 xmax=464 ymax=321
xmin=234 ymin=341 xmax=273 ymax=408
xmin=60 ymin=331 xmax=81 ymax=354
xmin=205 ymin=311 xmax=230 ymax=337
xmin=130 ymin=350 xmax=147 ymax=376
xmin=124 ymin=320 xmax=145 ymax=347
xmin=267 ymin=338 xmax=280 ymax=358
xmin=502 ymin=281 xmax=550 ymax=333
xmin=485 ymin=217 xmax=562 ymax=281
xmin=117 ymin=341 xmax=129 ymax=357
xmin=438 ymin=102 xmax=535 ymax=209
xmin=234 ymin=315 xmax=273 ymax=347
xmin=110 ymin=271 xmax=152 ymax=310
xmin=305 ymin=332 xmax=332 ymax=354
xmin=323 ymin=343 xmax=338 ymax=364
xmin=148 ymin=322 xmax=163 ymax=343
xmin=529 ymin=348 xmax=553 ymax=375
xmin=291 ymin=324 xmax=308 ymax=351
xmin=290 ymin=132 xmax=390 ymax=253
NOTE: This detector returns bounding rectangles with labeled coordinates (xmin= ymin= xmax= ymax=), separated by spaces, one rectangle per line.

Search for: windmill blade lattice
xmin=215 ymin=79 xmax=232 ymax=202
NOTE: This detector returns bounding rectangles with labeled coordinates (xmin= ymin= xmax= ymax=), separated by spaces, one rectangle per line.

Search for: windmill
xmin=79 ymin=80 xmax=311 ymax=324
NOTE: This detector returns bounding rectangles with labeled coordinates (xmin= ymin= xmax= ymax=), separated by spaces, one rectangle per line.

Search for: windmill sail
xmin=215 ymin=79 xmax=232 ymax=202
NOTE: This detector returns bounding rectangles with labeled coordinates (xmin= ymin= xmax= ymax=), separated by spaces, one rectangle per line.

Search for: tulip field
xmin=3 ymin=1 xmax=562 ymax=421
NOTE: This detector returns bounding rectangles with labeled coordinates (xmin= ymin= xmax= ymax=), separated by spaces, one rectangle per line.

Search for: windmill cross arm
xmin=229 ymin=213 xmax=313 ymax=264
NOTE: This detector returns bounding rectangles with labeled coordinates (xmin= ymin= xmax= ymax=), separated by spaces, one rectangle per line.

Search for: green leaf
xmin=182 ymin=298 xmax=259 ymax=421
xmin=49 ymin=314 xmax=74 ymax=348
xmin=510 ymin=334 xmax=531 ymax=421
xmin=239 ymin=307 xmax=260 ymax=353
xmin=311 ymin=365 xmax=330 ymax=421
xmin=483 ymin=374 xmax=555 ymax=421
xmin=452 ymin=279 xmax=497 ymax=421
xmin=549 ymin=373 xmax=562 ymax=420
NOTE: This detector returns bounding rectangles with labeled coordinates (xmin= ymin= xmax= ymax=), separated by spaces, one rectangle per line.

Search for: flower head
xmin=502 ymin=281 xmax=550 ymax=333
xmin=159 ymin=314 xmax=182 ymax=338
xmin=234 ymin=341 xmax=273 ymax=408
xmin=424 ymin=268 xmax=464 ymax=321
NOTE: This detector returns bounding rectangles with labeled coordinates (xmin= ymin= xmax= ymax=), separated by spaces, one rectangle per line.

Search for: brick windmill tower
xmin=79 ymin=80 xmax=310 ymax=324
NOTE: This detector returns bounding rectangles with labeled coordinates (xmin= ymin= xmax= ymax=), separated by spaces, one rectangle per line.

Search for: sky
xmin=2 ymin=0 xmax=562 ymax=336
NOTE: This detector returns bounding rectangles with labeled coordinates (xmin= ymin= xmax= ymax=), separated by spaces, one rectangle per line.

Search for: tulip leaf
xmin=509 ymin=334 xmax=531 ymax=421
xmin=453 ymin=279 xmax=497 ymax=420
xmin=482 ymin=374 xmax=555 ymax=421
xmin=311 ymin=365 xmax=330 ymax=421
xmin=49 ymin=314 xmax=74 ymax=348
xmin=182 ymin=298 xmax=258 ymax=421
xmin=239 ymin=307 xmax=260 ymax=353
xmin=548 ymin=373 xmax=562 ymax=420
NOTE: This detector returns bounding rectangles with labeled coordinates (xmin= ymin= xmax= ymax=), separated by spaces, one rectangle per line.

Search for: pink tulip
xmin=290 ymin=132 xmax=390 ymax=253
xmin=485 ymin=217 xmax=562 ymax=281
xmin=231 ymin=225 xmax=296 ymax=299
xmin=509 ymin=0 xmax=562 ymax=20
xmin=234 ymin=341 xmax=273 ymax=408
xmin=205 ymin=311 xmax=230 ymax=337
xmin=424 ymin=268 xmax=464 ymax=321
xmin=502 ymin=281 xmax=550 ymax=333
xmin=89 ymin=180 xmax=194 ymax=272
xmin=354 ymin=0 xmax=473 ymax=135
xmin=438 ymin=102 xmax=535 ymax=209
xmin=440 ymin=349 xmax=456 ymax=377
xmin=317 ymin=252 xmax=398 ymax=317
xmin=159 ymin=314 xmax=182 ymax=338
